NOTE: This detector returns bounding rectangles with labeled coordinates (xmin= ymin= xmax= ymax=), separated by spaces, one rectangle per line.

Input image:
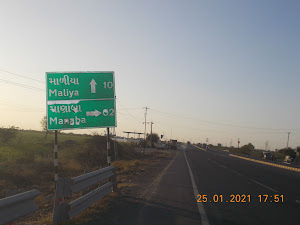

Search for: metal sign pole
xmin=107 ymin=127 xmax=111 ymax=166
xmin=54 ymin=130 xmax=58 ymax=187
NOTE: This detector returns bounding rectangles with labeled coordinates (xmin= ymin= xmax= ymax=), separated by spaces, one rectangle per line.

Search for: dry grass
xmin=0 ymin=129 xmax=169 ymax=224
xmin=112 ymin=159 xmax=144 ymax=171
xmin=117 ymin=183 xmax=135 ymax=188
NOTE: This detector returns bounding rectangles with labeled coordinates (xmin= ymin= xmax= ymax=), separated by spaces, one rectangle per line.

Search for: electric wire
xmin=116 ymin=99 xmax=143 ymax=122
xmin=0 ymin=100 xmax=44 ymax=112
xmin=0 ymin=68 xmax=44 ymax=83
xmin=150 ymin=108 xmax=300 ymax=131
xmin=0 ymin=78 xmax=45 ymax=92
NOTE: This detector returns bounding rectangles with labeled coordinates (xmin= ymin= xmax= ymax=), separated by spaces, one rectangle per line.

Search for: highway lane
xmin=101 ymin=145 xmax=299 ymax=225
xmin=186 ymin=145 xmax=300 ymax=225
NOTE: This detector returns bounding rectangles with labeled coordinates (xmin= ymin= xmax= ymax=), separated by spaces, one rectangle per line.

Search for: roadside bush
xmin=0 ymin=126 xmax=18 ymax=144
xmin=75 ymin=135 xmax=107 ymax=168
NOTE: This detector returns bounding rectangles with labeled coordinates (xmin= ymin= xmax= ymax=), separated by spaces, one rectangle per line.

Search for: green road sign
xmin=46 ymin=72 xmax=116 ymax=130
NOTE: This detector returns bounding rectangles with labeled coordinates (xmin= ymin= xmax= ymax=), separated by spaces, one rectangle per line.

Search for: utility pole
xmin=142 ymin=107 xmax=149 ymax=153
xmin=265 ymin=140 xmax=269 ymax=151
xmin=150 ymin=122 xmax=154 ymax=148
xmin=144 ymin=107 xmax=149 ymax=140
xmin=143 ymin=121 xmax=154 ymax=147
xmin=287 ymin=132 xmax=290 ymax=149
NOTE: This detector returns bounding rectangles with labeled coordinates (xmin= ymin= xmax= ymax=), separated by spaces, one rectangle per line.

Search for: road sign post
xmin=46 ymin=71 xmax=116 ymax=186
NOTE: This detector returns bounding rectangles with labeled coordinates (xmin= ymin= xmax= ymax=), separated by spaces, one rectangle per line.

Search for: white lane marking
xmin=184 ymin=149 xmax=210 ymax=225
xmin=208 ymin=159 xmax=227 ymax=169
xmin=196 ymin=149 xmax=279 ymax=194
xmin=209 ymin=158 xmax=242 ymax=176
xmin=249 ymin=179 xmax=278 ymax=193
xmin=210 ymin=159 xmax=217 ymax=164
xmin=230 ymin=169 xmax=242 ymax=176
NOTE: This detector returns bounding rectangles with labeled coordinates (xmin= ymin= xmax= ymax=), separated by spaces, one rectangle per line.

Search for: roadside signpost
xmin=46 ymin=72 xmax=116 ymax=130
xmin=47 ymin=72 xmax=116 ymax=223
xmin=46 ymin=71 xmax=116 ymax=185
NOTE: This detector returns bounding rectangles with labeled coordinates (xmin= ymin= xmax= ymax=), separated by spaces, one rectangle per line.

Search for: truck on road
xmin=168 ymin=139 xmax=178 ymax=150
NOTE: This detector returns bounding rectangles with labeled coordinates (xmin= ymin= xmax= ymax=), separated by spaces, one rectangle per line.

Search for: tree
xmin=41 ymin=115 xmax=47 ymax=132
xmin=278 ymin=148 xmax=295 ymax=156
xmin=146 ymin=133 xmax=159 ymax=144
xmin=240 ymin=143 xmax=255 ymax=155
xmin=0 ymin=126 xmax=18 ymax=143
xmin=241 ymin=143 xmax=255 ymax=151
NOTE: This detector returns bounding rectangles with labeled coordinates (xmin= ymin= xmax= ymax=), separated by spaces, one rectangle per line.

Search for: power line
xmin=116 ymin=99 xmax=143 ymax=122
xmin=152 ymin=117 xmax=300 ymax=135
xmin=0 ymin=68 xmax=44 ymax=83
xmin=0 ymin=78 xmax=45 ymax=92
xmin=117 ymin=107 xmax=143 ymax=111
xmin=150 ymin=108 xmax=300 ymax=131
xmin=0 ymin=101 xmax=44 ymax=112
xmin=0 ymin=109 xmax=44 ymax=113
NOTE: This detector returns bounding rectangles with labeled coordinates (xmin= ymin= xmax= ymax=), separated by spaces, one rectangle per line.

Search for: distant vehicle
xmin=156 ymin=141 xmax=167 ymax=149
xmin=263 ymin=152 xmax=272 ymax=160
xmin=168 ymin=139 xmax=178 ymax=150
xmin=284 ymin=154 xmax=297 ymax=162
xmin=202 ymin=143 xmax=207 ymax=148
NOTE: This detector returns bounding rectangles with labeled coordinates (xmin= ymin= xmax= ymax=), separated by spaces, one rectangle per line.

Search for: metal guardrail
xmin=53 ymin=166 xmax=117 ymax=224
xmin=0 ymin=189 xmax=40 ymax=225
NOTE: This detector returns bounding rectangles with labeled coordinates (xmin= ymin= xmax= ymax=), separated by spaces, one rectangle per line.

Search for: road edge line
xmin=229 ymin=154 xmax=300 ymax=173
xmin=193 ymin=145 xmax=207 ymax=151
xmin=184 ymin=149 xmax=210 ymax=225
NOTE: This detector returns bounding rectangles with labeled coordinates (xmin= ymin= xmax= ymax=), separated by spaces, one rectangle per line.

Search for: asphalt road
xmin=137 ymin=145 xmax=300 ymax=225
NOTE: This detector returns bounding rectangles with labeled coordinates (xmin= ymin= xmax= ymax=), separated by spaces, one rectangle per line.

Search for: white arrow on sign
xmin=90 ymin=79 xmax=97 ymax=93
xmin=86 ymin=110 xmax=101 ymax=117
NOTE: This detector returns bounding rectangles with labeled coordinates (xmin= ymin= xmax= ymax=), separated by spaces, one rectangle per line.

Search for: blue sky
xmin=0 ymin=0 xmax=299 ymax=150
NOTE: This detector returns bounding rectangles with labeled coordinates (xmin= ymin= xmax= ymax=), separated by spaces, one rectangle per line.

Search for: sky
xmin=0 ymin=0 xmax=299 ymax=150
